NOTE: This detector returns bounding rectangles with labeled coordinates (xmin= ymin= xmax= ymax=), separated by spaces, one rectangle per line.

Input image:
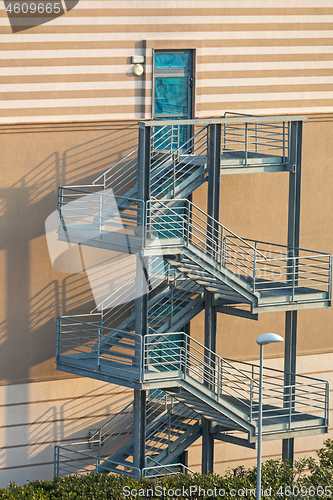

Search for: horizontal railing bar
xmin=92 ymin=148 xmax=138 ymax=184
xmin=144 ymin=116 xmax=307 ymax=126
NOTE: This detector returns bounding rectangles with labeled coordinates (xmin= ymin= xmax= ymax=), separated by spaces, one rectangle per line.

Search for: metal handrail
xmin=142 ymin=462 xmax=195 ymax=478
xmin=224 ymin=357 xmax=329 ymax=384
xmin=145 ymin=198 xmax=332 ymax=296
xmin=148 ymin=197 xmax=266 ymax=259
xmin=92 ymin=147 xmax=138 ymax=186
xmin=144 ymin=116 xmax=307 ymax=126
xmin=88 ymin=400 xmax=133 ymax=446
xmin=57 ymin=321 xmax=328 ymax=432
xmin=143 ymin=331 xmax=328 ymax=423
xmin=90 ymin=274 xmax=136 ymax=314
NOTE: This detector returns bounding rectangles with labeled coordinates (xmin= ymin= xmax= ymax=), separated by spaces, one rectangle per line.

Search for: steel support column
xmin=282 ymin=121 xmax=303 ymax=464
xmin=133 ymin=389 xmax=146 ymax=478
xmin=133 ymin=122 xmax=151 ymax=478
xmin=202 ymin=124 xmax=221 ymax=474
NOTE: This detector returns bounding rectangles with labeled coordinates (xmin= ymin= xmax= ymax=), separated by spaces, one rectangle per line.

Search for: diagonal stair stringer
xmin=165 ymin=378 xmax=255 ymax=438
xmin=155 ymin=245 xmax=259 ymax=309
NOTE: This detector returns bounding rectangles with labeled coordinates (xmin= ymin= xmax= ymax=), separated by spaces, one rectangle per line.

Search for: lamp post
xmin=256 ymin=333 xmax=284 ymax=500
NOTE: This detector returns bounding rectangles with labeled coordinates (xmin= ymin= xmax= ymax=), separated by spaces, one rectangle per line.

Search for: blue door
xmin=153 ymin=50 xmax=193 ymax=150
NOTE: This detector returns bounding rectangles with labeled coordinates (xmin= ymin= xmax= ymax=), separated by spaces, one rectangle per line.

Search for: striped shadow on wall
xmin=0 ymin=1 xmax=332 ymax=124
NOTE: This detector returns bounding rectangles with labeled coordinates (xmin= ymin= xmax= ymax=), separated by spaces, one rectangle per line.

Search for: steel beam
xmin=202 ymin=123 xmax=221 ymax=474
xmin=133 ymin=123 xmax=151 ymax=478
xmin=282 ymin=120 xmax=303 ymax=464
xmin=137 ymin=122 xmax=151 ymax=202
xmin=214 ymin=432 xmax=255 ymax=449
xmin=202 ymin=418 xmax=214 ymax=474
xmin=133 ymin=389 xmax=146 ymax=478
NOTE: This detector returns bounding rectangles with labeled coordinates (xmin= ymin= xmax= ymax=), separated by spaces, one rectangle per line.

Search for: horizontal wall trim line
xmin=0 ymin=119 xmax=138 ymax=133
xmin=3 ymin=46 xmax=332 ymax=61
xmin=1 ymin=1 xmax=331 ymax=8
xmin=0 ymin=391 xmax=129 ymax=408
xmin=0 ymin=96 xmax=147 ymax=109
xmin=0 ymin=112 xmax=332 ymax=129
xmin=198 ymin=106 xmax=333 ymax=116
xmin=0 ymin=81 xmax=150 ymax=93
xmin=0 ymin=413 xmax=116 ymax=430
xmin=0 ymin=113 xmax=148 ymax=124
xmin=0 ymin=49 xmax=146 ymax=59
xmin=1 ymin=30 xmax=333 ymax=42
xmin=201 ymin=90 xmax=333 ymax=103
xmin=0 ymin=89 xmax=146 ymax=100
xmin=1 ymin=25 xmax=332 ymax=35
xmin=1 ymin=15 xmax=333 ymax=25
xmin=198 ymin=61 xmax=333 ymax=71
xmin=4 ymin=93 xmax=333 ymax=111
xmin=0 ymin=65 xmax=145 ymax=76
xmin=198 ymin=76 xmax=333 ymax=87
xmin=200 ymin=45 xmax=333 ymax=55
xmin=0 ymin=436 xmax=89 ymax=451
xmin=0 ymin=461 xmax=54 ymax=472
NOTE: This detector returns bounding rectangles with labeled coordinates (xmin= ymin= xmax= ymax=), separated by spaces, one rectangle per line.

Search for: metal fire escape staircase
xmin=54 ymin=115 xmax=331 ymax=479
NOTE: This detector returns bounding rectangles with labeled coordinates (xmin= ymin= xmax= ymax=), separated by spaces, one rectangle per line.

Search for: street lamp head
xmin=256 ymin=333 xmax=284 ymax=346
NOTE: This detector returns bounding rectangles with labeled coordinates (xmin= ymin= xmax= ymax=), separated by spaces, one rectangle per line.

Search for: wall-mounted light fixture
xmin=131 ymin=55 xmax=145 ymax=76
xmin=133 ymin=64 xmax=144 ymax=76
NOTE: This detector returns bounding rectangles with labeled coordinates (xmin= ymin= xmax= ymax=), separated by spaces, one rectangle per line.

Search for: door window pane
xmin=154 ymin=52 xmax=190 ymax=68
xmin=154 ymin=76 xmax=188 ymax=116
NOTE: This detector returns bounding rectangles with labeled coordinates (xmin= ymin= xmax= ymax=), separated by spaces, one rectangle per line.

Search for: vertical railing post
xmin=326 ymin=382 xmax=329 ymax=425
xmin=289 ymin=387 xmax=292 ymax=430
xmin=97 ymin=326 xmax=101 ymax=371
xmin=220 ymin=227 xmax=223 ymax=269
xmin=54 ymin=446 xmax=59 ymax=478
xmin=186 ymin=200 xmax=190 ymax=247
xmin=98 ymin=192 xmax=103 ymax=236
xmin=255 ymin=122 xmax=258 ymax=153
xmin=57 ymin=187 xmax=61 ymax=234
xmin=253 ymin=242 xmax=257 ymax=293
xmin=141 ymin=200 xmax=146 ymax=249
xmin=173 ymin=152 xmax=176 ymax=197
xmin=98 ymin=430 xmax=102 ymax=457
xmin=168 ymin=412 xmax=171 ymax=454
xmin=170 ymin=285 xmax=174 ymax=327
xmin=287 ymin=121 xmax=290 ymax=163
xmin=245 ymin=123 xmax=248 ymax=165
xmin=223 ymin=120 xmax=227 ymax=151
xmin=329 ymin=255 xmax=332 ymax=300
xmin=184 ymin=334 xmax=188 ymax=379
xmin=292 ymin=257 xmax=296 ymax=302
xmin=283 ymin=122 xmax=286 ymax=163
xmin=217 ymin=357 xmax=221 ymax=400
xmin=56 ymin=317 xmax=60 ymax=361
xmin=141 ymin=335 xmax=144 ymax=383
xmin=223 ymin=236 xmax=227 ymax=268
xmin=250 ymin=379 xmax=253 ymax=422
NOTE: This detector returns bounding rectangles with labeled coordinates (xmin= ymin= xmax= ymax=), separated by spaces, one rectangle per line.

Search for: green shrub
xmin=1 ymin=439 xmax=333 ymax=499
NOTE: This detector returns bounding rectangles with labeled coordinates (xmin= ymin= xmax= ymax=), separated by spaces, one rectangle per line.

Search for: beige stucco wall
xmin=0 ymin=121 xmax=138 ymax=385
